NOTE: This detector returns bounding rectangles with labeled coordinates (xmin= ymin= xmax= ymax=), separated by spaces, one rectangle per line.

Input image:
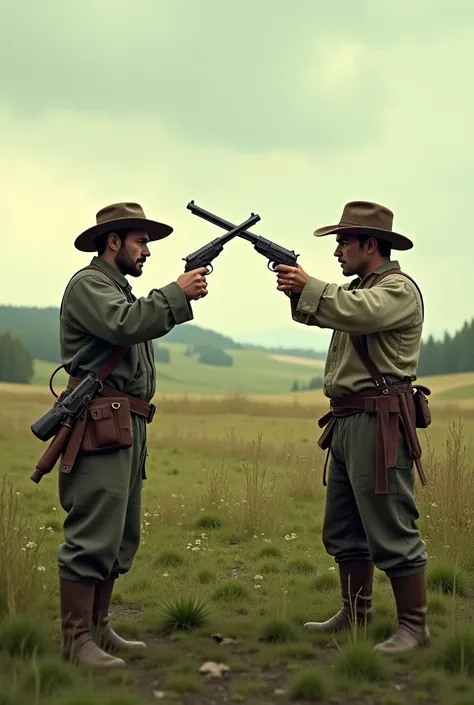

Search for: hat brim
xmin=74 ymin=217 xmax=173 ymax=252
xmin=313 ymin=224 xmax=413 ymax=251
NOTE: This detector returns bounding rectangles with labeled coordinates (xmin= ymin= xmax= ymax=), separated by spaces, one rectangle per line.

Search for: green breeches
xmin=57 ymin=415 xmax=147 ymax=582
xmin=322 ymin=412 xmax=427 ymax=578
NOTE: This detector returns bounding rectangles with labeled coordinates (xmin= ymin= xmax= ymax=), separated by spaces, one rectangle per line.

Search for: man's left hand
xmin=275 ymin=264 xmax=310 ymax=295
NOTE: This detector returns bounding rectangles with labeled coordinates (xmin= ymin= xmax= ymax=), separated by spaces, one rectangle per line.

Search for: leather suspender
xmin=349 ymin=268 xmax=424 ymax=390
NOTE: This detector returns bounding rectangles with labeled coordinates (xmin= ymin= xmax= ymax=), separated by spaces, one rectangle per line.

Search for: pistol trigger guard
xmin=268 ymin=261 xmax=276 ymax=272
xmin=206 ymin=263 xmax=213 ymax=274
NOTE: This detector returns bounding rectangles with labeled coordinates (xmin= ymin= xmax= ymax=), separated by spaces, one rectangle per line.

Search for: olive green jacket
xmin=290 ymin=261 xmax=424 ymax=398
xmin=59 ymin=257 xmax=193 ymax=402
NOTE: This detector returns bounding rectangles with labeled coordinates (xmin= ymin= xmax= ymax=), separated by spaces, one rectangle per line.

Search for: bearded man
xmin=274 ymin=201 xmax=430 ymax=655
xmin=56 ymin=202 xmax=208 ymax=668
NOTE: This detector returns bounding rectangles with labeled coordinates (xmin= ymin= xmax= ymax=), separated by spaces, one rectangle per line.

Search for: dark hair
xmin=96 ymin=228 xmax=131 ymax=255
xmin=357 ymin=233 xmax=391 ymax=259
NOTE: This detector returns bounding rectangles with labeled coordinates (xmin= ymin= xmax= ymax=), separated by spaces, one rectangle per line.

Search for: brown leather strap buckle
xmin=147 ymin=403 xmax=156 ymax=423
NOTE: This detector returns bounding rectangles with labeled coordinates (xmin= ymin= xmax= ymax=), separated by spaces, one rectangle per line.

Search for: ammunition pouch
xmin=81 ymin=397 xmax=133 ymax=454
xmin=412 ymin=385 xmax=431 ymax=429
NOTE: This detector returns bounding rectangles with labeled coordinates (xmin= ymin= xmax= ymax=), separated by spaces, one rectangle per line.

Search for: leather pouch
xmin=412 ymin=385 xmax=431 ymax=429
xmin=81 ymin=397 xmax=133 ymax=453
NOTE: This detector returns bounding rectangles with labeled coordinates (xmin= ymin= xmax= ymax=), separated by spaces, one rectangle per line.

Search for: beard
xmin=116 ymin=246 xmax=145 ymax=277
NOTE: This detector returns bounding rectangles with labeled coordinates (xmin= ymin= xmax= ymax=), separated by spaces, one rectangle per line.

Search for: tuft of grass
xmin=0 ymin=615 xmax=48 ymax=658
xmin=427 ymin=563 xmax=467 ymax=596
xmin=415 ymin=669 xmax=447 ymax=693
xmin=257 ymin=545 xmax=282 ymax=559
xmin=428 ymin=594 xmax=448 ymax=615
xmin=259 ymin=617 xmax=296 ymax=643
xmin=106 ymin=695 xmax=144 ymax=705
xmin=417 ymin=421 xmax=474 ymax=559
xmin=195 ymin=513 xmax=222 ymax=530
xmin=287 ymin=668 xmax=332 ymax=701
xmin=259 ymin=560 xmax=280 ymax=574
xmin=227 ymin=436 xmax=289 ymax=536
xmin=370 ymin=616 xmax=397 ymax=643
xmin=196 ymin=568 xmax=216 ymax=584
xmin=156 ymin=595 xmax=211 ymax=633
xmin=310 ymin=572 xmax=338 ymax=590
xmin=212 ymin=580 xmax=251 ymax=602
xmin=0 ymin=477 xmax=52 ymax=617
xmin=23 ymin=657 xmax=75 ymax=695
xmin=336 ymin=641 xmax=388 ymax=682
xmin=380 ymin=696 xmax=404 ymax=705
xmin=434 ymin=626 xmax=474 ymax=676
xmin=200 ymin=460 xmax=232 ymax=510
xmin=154 ymin=549 xmax=186 ymax=568
xmin=287 ymin=453 xmax=320 ymax=501
xmin=163 ymin=673 xmax=203 ymax=693
xmin=286 ymin=558 xmax=315 ymax=575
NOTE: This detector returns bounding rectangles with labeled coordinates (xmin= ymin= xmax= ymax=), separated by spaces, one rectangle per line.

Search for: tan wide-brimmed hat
xmin=74 ymin=202 xmax=173 ymax=252
xmin=313 ymin=200 xmax=413 ymax=251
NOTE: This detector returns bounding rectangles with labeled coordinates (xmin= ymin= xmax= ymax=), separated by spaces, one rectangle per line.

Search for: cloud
xmin=0 ymin=0 xmax=473 ymax=343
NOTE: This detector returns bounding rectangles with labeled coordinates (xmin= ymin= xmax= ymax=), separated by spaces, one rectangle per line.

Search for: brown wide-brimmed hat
xmin=74 ymin=202 xmax=173 ymax=252
xmin=313 ymin=200 xmax=413 ymax=251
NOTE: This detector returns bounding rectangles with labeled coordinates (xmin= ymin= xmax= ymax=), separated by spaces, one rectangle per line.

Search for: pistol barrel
xmin=186 ymin=201 xmax=258 ymax=243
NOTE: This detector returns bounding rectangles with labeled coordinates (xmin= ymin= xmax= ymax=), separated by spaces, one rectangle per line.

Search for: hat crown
xmin=340 ymin=201 xmax=394 ymax=232
xmin=96 ymin=202 xmax=147 ymax=227
xmin=74 ymin=201 xmax=173 ymax=252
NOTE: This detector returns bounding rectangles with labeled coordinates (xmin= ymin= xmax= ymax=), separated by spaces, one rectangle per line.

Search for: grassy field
xmin=2 ymin=380 xmax=474 ymax=704
xmin=32 ymin=343 xmax=326 ymax=396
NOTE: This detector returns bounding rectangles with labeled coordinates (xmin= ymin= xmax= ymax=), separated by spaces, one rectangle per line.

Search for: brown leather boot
xmin=304 ymin=561 xmax=374 ymax=633
xmin=374 ymin=571 xmax=430 ymax=653
xmin=93 ymin=578 xmax=146 ymax=652
xmin=59 ymin=578 xmax=126 ymax=668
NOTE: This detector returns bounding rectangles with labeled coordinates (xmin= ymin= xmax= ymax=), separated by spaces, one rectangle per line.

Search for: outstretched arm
xmin=275 ymin=265 xmax=421 ymax=334
xmin=63 ymin=274 xmax=193 ymax=346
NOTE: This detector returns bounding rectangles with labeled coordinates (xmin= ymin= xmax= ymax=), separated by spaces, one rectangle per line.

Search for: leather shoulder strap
xmin=370 ymin=269 xmax=424 ymax=319
xmin=349 ymin=333 xmax=388 ymax=391
xmin=52 ymin=264 xmax=130 ymax=395
xmin=84 ymin=263 xmax=123 ymax=291
xmin=83 ymin=264 xmax=130 ymax=381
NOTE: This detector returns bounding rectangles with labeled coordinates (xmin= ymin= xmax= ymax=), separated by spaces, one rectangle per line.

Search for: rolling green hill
xmin=0 ymin=304 xmax=326 ymax=364
xmin=32 ymin=342 xmax=325 ymax=396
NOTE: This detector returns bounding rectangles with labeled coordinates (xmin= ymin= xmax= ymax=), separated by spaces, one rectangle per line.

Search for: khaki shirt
xmin=59 ymin=256 xmax=193 ymax=402
xmin=290 ymin=260 xmax=424 ymax=398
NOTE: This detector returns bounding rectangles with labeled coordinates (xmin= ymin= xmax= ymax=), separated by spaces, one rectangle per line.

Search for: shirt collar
xmin=351 ymin=259 xmax=400 ymax=289
xmin=89 ymin=256 xmax=130 ymax=290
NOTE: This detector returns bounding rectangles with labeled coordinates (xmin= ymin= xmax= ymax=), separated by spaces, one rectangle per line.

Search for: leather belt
xmin=58 ymin=377 xmax=156 ymax=475
xmin=67 ymin=376 xmax=156 ymax=423
xmin=317 ymin=381 xmax=427 ymax=494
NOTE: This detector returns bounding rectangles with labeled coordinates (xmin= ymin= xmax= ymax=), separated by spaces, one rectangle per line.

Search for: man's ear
xmin=107 ymin=231 xmax=121 ymax=252
xmin=365 ymin=236 xmax=379 ymax=255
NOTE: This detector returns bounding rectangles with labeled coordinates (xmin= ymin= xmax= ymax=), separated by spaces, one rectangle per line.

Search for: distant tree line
xmin=0 ymin=305 xmax=327 ymax=363
xmin=185 ymin=344 xmax=233 ymax=367
xmin=417 ymin=320 xmax=474 ymax=376
xmin=291 ymin=376 xmax=324 ymax=392
xmin=0 ymin=332 xmax=34 ymax=384
xmin=1 ymin=304 xmax=474 ymax=378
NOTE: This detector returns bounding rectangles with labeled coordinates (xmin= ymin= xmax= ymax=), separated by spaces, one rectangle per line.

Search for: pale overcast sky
xmin=0 ymin=0 xmax=471 ymax=345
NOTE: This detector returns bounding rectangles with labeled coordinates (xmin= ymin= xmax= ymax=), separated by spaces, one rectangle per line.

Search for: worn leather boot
xmin=59 ymin=577 xmax=126 ymax=668
xmin=304 ymin=561 xmax=374 ymax=633
xmin=93 ymin=578 xmax=146 ymax=652
xmin=374 ymin=571 xmax=430 ymax=653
